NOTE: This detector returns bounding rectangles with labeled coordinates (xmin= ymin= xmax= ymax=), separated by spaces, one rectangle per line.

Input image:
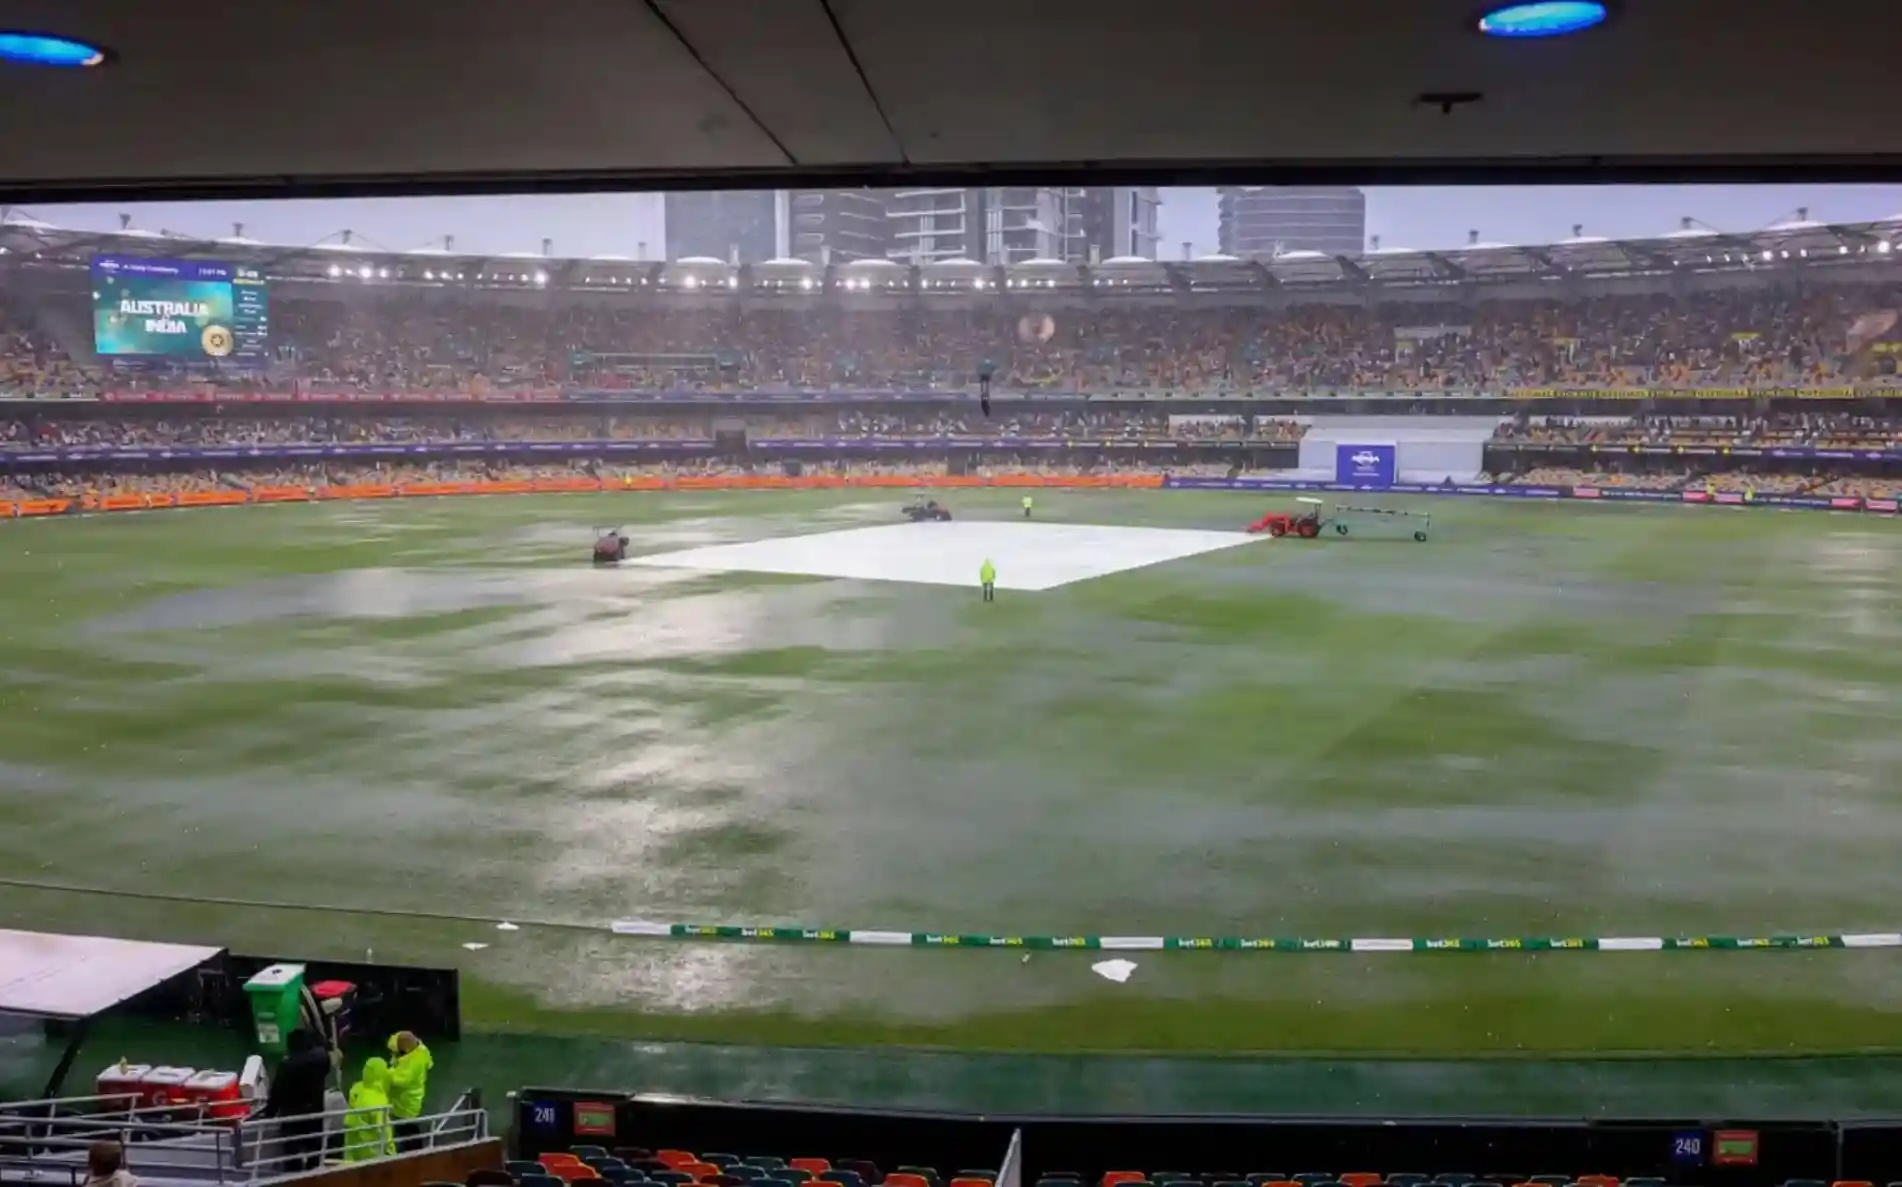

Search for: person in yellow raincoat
xmin=386 ymin=1031 xmax=434 ymax=1152
xmin=342 ymin=1057 xmax=395 ymax=1163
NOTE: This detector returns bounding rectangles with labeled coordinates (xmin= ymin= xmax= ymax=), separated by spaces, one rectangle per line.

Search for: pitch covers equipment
xmin=1329 ymin=502 xmax=1431 ymax=542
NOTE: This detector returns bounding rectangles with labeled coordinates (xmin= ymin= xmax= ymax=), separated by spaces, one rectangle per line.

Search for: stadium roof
xmin=0 ymin=0 xmax=1898 ymax=200
xmin=6 ymin=210 xmax=1899 ymax=295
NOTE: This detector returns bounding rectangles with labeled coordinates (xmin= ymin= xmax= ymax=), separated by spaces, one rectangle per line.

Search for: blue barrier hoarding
xmin=1335 ymin=444 xmax=1396 ymax=487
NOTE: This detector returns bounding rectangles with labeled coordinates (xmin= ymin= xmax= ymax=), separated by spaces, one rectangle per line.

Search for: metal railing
xmin=0 ymin=1090 xmax=487 ymax=1185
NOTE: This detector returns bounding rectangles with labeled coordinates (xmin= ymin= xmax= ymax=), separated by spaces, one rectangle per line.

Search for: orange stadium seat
xmin=660 ymin=1154 xmax=701 ymax=1169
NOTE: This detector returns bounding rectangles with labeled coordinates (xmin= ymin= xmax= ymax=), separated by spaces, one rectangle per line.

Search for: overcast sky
xmin=18 ymin=185 xmax=1902 ymax=259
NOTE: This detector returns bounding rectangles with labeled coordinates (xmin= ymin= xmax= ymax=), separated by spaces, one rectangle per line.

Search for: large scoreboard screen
xmin=91 ymin=255 xmax=268 ymax=364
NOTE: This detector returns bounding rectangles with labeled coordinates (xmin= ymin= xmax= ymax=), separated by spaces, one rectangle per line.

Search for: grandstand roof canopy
xmin=0 ymin=0 xmax=1894 ymax=200
xmin=5 ymin=212 xmax=1899 ymax=294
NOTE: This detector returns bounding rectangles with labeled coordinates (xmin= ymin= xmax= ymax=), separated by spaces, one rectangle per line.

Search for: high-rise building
xmin=886 ymin=188 xmax=986 ymax=263
xmin=786 ymin=190 xmax=892 ymax=265
xmin=1072 ymin=187 xmax=1162 ymax=261
xmin=1217 ymin=186 xmax=1366 ymax=258
xmin=663 ymin=191 xmax=779 ymax=263
xmin=887 ymin=187 xmax=1082 ymax=265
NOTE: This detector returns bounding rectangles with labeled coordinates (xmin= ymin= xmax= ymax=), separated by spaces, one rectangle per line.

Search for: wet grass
xmin=7 ymin=492 xmax=1902 ymax=1054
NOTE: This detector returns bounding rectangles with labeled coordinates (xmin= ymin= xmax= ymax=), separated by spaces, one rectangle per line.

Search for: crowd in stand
xmin=0 ymin=411 xmax=1311 ymax=449
xmin=1497 ymin=412 xmax=1902 ymax=449
xmin=9 ymin=281 xmax=1902 ymax=397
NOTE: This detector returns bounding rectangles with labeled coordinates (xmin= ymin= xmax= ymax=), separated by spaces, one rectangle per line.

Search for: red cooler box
xmin=183 ymin=1070 xmax=247 ymax=1121
xmin=140 ymin=1067 xmax=196 ymax=1109
xmin=96 ymin=1063 xmax=152 ymax=1108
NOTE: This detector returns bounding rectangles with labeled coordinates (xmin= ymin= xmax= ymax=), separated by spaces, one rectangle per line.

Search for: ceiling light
xmin=1477 ymin=2 xmax=1607 ymax=38
xmin=0 ymin=32 xmax=109 ymax=68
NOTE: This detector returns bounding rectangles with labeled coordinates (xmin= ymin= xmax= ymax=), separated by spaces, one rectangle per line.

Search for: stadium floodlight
xmin=357 ymin=264 xmax=373 ymax=280
xmin=378 ymin=267 xmax=390 ymax=279
xmin=799 ymin=276 xmax=815 ymax=291
xmin=0 ymin=32 xmax=109 ymax=68
xmin=1882 ymin=241 xmax=1896 ymax=254
xmin=726 ymin=275 xmax=739 ymax=289
xmin=533 ymin=270 xmax=548 ymax=286
xmin=326 ymin=264 xmax=342 ymax=278
xmin=682 ymin=275 xmax=699 ymax=289
xmin=1476 ymin=2 xmax=1607 ymax=38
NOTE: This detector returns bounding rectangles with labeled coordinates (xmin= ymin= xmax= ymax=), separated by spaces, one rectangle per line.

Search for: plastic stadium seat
xmin=681 ymin=1166 xmax=723 ymax=1182
xmin=793 ymin=1163 xmax=833 ymax=1177
xmin=843 ymin=1165 xmax=884 ymax=1186
xmin=509 ymin=1164 xmax=548 ymax=1179
xmin=651 ymin=1175 xmax=693 ymax=1187
xmin=1529 ymin=1178 xmax=1571 ymax=1186
xmin=1343 ymin=1176 xmax=1383 ymax=1187
xmin=1103 ymin=1175 xmax=1148 ymax=1187
xmin=897 ymin=1171 xmax=944 ymax=1187
xmin=1832 ymin=1181 xmax=1875 ymax=1187
xmin=1216 ymin=1179 xmax=1253 ymax=1187
xmin=1784 ymin=1179 xmax=1827 ymax=1187
xmin=554 ymin=1168 xmax=602 ymax=1183
xmin=1575 ymin=1177 xmax=1617 ymax=1187
xmin=470 ymin=1171 xmax=517 ymax=1187
xmin=748 ymin=1161 xmax=789 ymax=1172
xmin=575 ymin=1151 xmax=612 ymax=1163
xmin=754 ymin=1177 xmax=795 ymax=1187
xmin=543 ymin=1157 xmax=585 ymax=1169
xmin=571 ymin=1179 xmax=612 ymax=1187
xmin=659 ymin=1155 xmax=701 ymax=1170
xmin=520 ymin=1177 xmax=564 ymax=1187
xmin=781 ymin=1174 xmax=815 ymax=1185
xmin=616 ymin=1151 xmax=655 ymax=1164
xmin=1245 ymin=1177 xmax=1287 ymax=1186
xmin=702 ymin=1158 xmax=740 ymax=1170
xmin=1433 ymin=1178 xmax=1476 ymax=1187
xmin=633 ymin=1165 xmax=671 ymax=1178
xmin=886 ymin=1176 xmax=932 ymax=1187
xmin=1384 ymin=1178 xmax=1427 ymax=1187
xmin=598 ymin=1170 xmax=635 ymax=1185
xmin=1296 ymin=1177 xmax=1334 ymax=1186
xmin=819 ymin=1174 xmax=862 ymax=1187
xmin=727 ymin=1171 xmax=763 ymax=1183
xmin=949 ymin=1180 xmax=994 ymax=1187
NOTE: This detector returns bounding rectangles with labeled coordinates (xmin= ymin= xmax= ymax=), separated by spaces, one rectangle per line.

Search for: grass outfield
xmin=5 ymin=489 xmax=1902 ymax=1056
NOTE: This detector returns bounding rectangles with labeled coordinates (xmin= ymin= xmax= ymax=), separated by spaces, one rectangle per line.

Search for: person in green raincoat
xmin=342 ymin=1057 xmax=395 ymax=1163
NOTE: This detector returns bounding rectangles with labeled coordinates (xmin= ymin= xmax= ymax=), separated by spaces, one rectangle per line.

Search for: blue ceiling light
xmin=0 ymin=32 xmax=109 ymax=68
xmin=1477 ymin=2 xmax=1608 ymax=38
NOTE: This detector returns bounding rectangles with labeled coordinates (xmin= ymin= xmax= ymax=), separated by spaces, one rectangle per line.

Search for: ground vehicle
xmin=592 ymin=527 xmax=630 ymax=563
xmin=1247 ymin=498 xmax=1430 ymax=541
xmin=1247 ymin=497 xmax=1325 ymax=537
xmin=903 ymin=497 xmax=953 ymax=522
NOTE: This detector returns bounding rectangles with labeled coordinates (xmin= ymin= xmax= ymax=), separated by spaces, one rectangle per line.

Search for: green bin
xmin=243 ymin=963 xmax=306 ymax=1056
